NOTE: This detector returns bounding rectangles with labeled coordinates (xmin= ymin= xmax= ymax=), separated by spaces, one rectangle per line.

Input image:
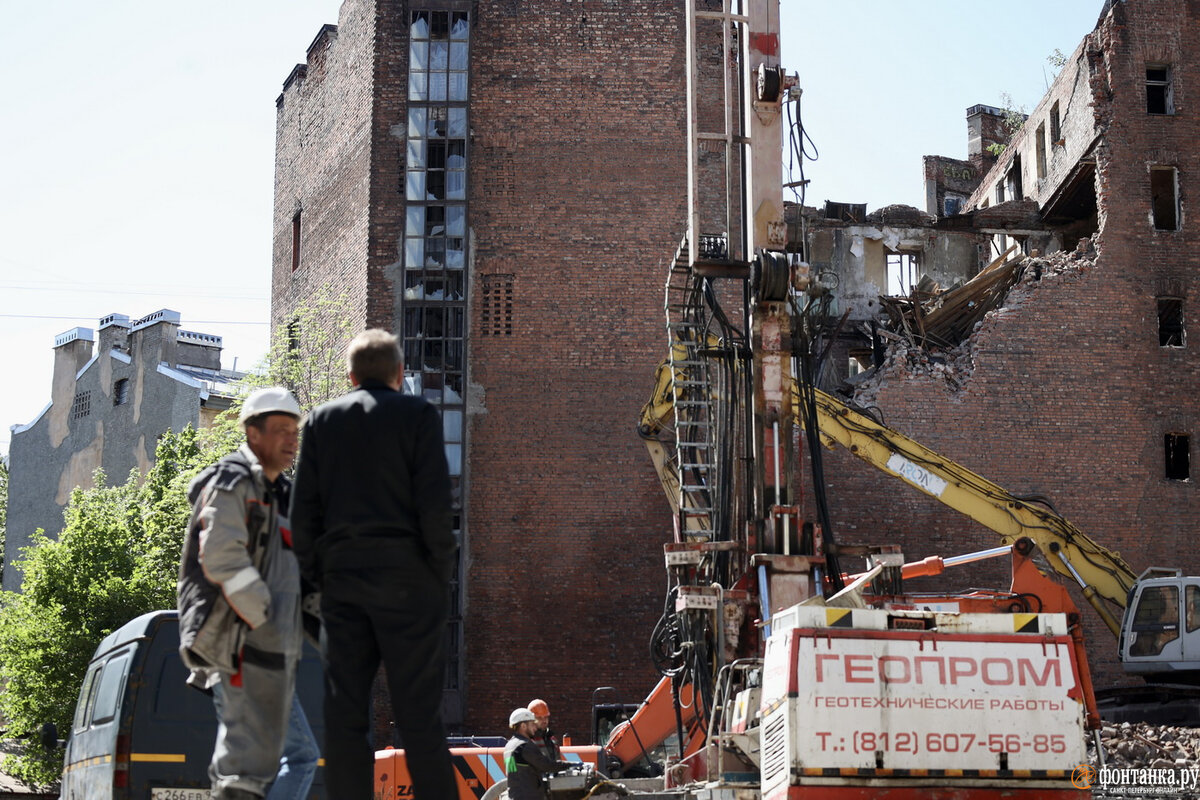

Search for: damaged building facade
xmin=271 ymin=0 xmax=684 ymax=736
xmin=5 ymin=311 xmax=239 ymax=590
xmin=806 ymin=0 xmax=1200 ymax=684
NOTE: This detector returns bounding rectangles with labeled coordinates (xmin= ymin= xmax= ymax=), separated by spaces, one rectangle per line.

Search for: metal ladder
xmin=664 ymin=235 xmax=716 ymax=539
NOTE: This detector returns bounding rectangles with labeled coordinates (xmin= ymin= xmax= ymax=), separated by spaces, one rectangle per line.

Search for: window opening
xmin=994 ymin=183 xmax=1005 ymax=205
xmin=1158 ymin=297 xmax=1185 ymax=347
xmin=1147 ymin=65 xmax=1174 ymax=115
xmin=1151 ymin=167 xmax=1180 ymax=231
xmin=291 ymin=211 xmax=302 ymax=272
xmin=943 ymin=194 xmax=964 ymax=217
xmin=1188 ymin=585 xmax=1200 ymax=633
xmin=113 ymin=378 xmax=129 ymax=406
xmin=1049 ymin=102 xmax=1062 ymax=146
xmin=403 ymin=6 xmax=469 ymax=723
xmin=1006 ymin=155 xmax=1023 ymax=201
xmin=1035 ymin=123 xmax=1047 ymax=180
xmin=1166 ymin=433 xmax=1190 ymax=481
xmin=885 ymin=252 xmax=918 ymax=296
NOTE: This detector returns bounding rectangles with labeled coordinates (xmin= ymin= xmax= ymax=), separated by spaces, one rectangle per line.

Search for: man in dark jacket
xmin=504 ymin=709 xmax=573 ymax=800
xmin=291 ymin=328 xmax=458 ymax=800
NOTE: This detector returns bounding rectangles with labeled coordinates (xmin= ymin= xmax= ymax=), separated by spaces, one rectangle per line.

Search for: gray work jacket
xmin=176 ymin=445 xmax=302 ymax=688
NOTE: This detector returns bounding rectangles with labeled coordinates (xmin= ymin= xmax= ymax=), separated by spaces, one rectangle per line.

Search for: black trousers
xmin=319 ymin=560 xmax=453 ymax=799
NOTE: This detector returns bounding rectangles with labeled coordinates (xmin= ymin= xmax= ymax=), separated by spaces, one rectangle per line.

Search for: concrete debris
xmin=849 ymin=241 xmax=1096 ymax=405
xmin=864 ymin=204 xmax=935 ymax=226
xmin=1088 ymin=722 xmax=1200 ymax=798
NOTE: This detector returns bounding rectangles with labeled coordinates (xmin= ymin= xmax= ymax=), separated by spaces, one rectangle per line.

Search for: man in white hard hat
xmin=504 ymin=708 xmax=574 ymax=800
xmin=177 ymin=386 xmax=316 ymax=800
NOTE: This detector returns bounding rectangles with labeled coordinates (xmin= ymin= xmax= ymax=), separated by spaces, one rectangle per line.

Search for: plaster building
xmin=271 ymin=1 xmax=688 ymax=736
xmin=811 ymin=0 xmax=1200 ymax=685
xmin=5 ymin=310 xmax=239 ymax=591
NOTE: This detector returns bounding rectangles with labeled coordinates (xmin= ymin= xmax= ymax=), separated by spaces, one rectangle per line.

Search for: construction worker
xmin=504 ymin=708 xmax=573 ymax=800
xmin=177 ymin=387 xmax=318 ymax=800
xmin=527 ymin=699 xmax=562 ymax=761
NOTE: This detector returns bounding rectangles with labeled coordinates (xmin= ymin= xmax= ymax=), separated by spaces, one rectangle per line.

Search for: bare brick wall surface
xmin=272 ymin=0 xmax=375 ymax=344
xmin=461 ymin=0 xmax=687 ymax=738
xmin=274 ymin=0 xmax=692 ymax=741
xmin=825 ymin=0 xmax=1200 ymax=688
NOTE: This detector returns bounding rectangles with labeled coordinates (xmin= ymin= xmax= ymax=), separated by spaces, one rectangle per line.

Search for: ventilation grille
xmin=481 ymin=273 xmax=514 ymax=336
xmin=759 ymin=709 xmax=789 ymax=790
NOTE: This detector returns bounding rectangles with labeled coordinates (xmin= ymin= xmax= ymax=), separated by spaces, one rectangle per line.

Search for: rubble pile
xmin=849 ymin=239 xmax=1097 ymax=405
xmin=1092 ymin=722 xmax=1200 ymax=770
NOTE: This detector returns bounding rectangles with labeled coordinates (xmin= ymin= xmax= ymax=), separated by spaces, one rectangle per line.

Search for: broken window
xmin=1035 ymin=123 xmax=1047 ymax=180
xmin=1166 ymin=433 xmax=1190 ymax=481
xmin=112 ymin=378 xmax=129 ymax=406
xmin=403 ymin=8 xmax=470 ymax=716
xmin=1158 ymin=297 xmax=1185 ymax=347
xmin=1006 ymin=155 xmax=1023 ymax=201
xmin=1049 ymin=102 xmax=1062 ymax=146
xmin=1147 ymin=65 xmax=1174 ymax=115
xmin=886 ymin=252 xmax=918 ymax=296
xmin=1151 ymin=167 xmax=1180 ymax=231
xmin=943 ymin=194 xmax=964 ymax=216
xmin=994 ymin=183 xmax=1005 ymax=205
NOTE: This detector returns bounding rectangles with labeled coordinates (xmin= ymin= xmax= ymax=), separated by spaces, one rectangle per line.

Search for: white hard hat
xmin=238 ymin=387 xmax=301 ymax=428
xmin=509 ymin=708 xmax=537 ymax=727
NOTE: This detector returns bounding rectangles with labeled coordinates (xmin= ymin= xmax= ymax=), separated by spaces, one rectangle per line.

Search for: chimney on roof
xmin=50 ymin=327 xmax=94 ymax=424
xmin=131 ymin=309 xmax=181 ymax=369
xmin=98 ymin=313 xmax=131 ymax=355
xmin=966 ymin=104 xmax=1008 ymax=173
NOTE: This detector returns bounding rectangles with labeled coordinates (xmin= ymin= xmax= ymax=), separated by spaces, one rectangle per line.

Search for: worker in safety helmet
xmin=527 ymin=699 xmax=562 ymax=761
xmin=177 ymin=387 xmax=319 ymax=799
xmin=504 ymin=708 xmax=573 ymax=800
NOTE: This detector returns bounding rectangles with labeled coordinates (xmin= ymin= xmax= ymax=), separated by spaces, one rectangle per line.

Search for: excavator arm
xmin=803 ymin=385 xmax=1137 ymax=636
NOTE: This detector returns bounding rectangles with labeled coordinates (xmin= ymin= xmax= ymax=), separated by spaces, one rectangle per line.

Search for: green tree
xmin=985 ymin=92 xmax=1027 ymax=158
xmin=253 ymin=288 xmax=355 ymax=410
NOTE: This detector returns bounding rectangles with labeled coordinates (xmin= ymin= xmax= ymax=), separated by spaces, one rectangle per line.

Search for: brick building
xmin=271 ymin=1 xmax=687 ymax=737
xmin=815 ymin=0 xmax=1200 ymax=685
xmin=5 ymin=311 xmax=239 ymax=590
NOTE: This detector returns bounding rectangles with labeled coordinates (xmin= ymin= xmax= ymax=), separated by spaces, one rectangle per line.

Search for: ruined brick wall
xmin=922 ymin=155 xmax=979 ymax=217
xmin=822 ymin=0 xmax=1200 ymax=687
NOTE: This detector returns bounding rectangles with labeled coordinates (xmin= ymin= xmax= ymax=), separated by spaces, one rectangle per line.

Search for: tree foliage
xmin=251 ymin=288 xmax=355 ymax=410
xmin=984 ymin=92 xmax=1028 ymax=158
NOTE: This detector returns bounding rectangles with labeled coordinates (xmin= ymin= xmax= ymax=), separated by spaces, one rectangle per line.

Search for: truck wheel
xmin=481 ymin=779 xmax=508 ymax=800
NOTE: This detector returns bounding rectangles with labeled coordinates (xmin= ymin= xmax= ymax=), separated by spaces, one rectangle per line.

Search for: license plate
xmin=150 ymin=789 xmax=208 ymax=800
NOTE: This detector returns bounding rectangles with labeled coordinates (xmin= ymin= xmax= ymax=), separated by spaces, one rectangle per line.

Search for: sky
xmin=0 ymin=0 xmax=1105 ymax=457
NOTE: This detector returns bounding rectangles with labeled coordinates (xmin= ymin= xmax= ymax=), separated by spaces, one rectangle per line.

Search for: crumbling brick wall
xmin=823 ymin=0 xmax=1200 ymax=687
